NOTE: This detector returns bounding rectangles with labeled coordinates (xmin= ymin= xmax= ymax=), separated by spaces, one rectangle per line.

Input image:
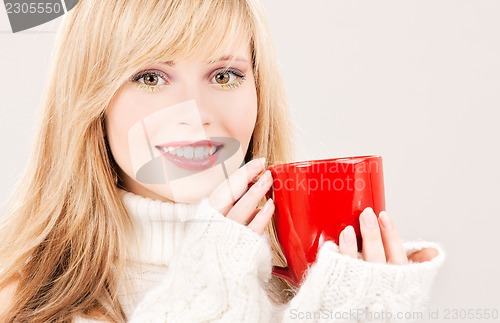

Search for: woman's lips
xmin=155 ymin=140 xmax=224 ymax=171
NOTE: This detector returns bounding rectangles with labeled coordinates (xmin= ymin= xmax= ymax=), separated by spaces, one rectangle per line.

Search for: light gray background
xmin=1 ymin=1 xmax=499 ymax=321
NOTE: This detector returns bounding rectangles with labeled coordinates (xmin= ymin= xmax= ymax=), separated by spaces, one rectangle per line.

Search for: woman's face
xmin=105 ymin=42 xmax=258 ymax=203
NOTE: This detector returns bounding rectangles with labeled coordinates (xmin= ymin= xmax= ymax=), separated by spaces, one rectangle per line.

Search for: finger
xmin=243 ymin=208 xmax=260 ymax=226
xmin=248 ymin=198 xmax=274 ymax=235
xmin=209 ymin=158 xmax=266 ymax=214
xmin=338 ymin=226 xmax=358 ymax=258
xmin=227 ymin=170 xmax=272 ymax=224
xmin=408 ymin=248 xmax=438 ymax=263
xmin=360 ymin=207 xmax=386 ymax=263
xmin=378 ymin=211 xmax=408 ymax=265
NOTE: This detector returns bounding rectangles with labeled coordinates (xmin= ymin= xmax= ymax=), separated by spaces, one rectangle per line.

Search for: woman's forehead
xmin=112 ymin=1 xmax=255 ymax=77
xmin=152 ymin=40 xmax=252 ymax=66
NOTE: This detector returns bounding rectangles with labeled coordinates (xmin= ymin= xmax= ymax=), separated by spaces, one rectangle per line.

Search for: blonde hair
xmin=0 ymin=0 xmax=294 ymax=321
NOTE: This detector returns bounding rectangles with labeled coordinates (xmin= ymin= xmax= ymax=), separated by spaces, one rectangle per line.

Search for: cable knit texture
xmin=75 ymin=190 xmax=445 ymax=322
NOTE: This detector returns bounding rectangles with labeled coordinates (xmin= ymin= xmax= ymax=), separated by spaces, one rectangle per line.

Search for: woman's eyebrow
xmin=159 ymin=61 xmax=176 ymax=67
xmin=158 ymin=56 xmax=248 ymax=66
xmin=207 ymin=55 xmax=248 ymax=64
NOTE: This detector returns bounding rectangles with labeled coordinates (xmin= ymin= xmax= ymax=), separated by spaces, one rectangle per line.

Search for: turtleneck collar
xmin=118 ymin=189 xmax=203 ymax=266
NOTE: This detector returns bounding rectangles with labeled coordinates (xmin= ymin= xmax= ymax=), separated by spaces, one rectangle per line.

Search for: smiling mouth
xmin=155 ymin=140 xmax=224 ymax=170
xmin=156 ymin=144 xmax=222 ymax=159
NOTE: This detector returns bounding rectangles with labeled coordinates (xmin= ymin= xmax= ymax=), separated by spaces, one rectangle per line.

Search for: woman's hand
xmin=338 ymin=207 xmax=438 ymax=264
xmin=208 ymin=158 xmax=274 ymax=235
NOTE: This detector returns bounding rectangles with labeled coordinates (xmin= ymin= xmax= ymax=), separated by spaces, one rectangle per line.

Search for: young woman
xmin=0 ymin=0 xmax=444 ymax=321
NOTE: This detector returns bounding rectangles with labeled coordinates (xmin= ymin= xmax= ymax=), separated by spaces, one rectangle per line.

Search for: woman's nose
xmin=175 ymin=100 xmax=211 ymax=128
xmin=174 ymin=86 xmax=215 ymax=127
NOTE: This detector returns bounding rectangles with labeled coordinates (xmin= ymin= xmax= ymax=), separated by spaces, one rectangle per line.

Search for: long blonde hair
xmin=0 ymin=0 xmax=294 ymax=321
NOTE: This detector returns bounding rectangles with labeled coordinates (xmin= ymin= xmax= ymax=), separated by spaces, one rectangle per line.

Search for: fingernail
xmin=341 ymin=226 xmax=355 ymax=246
xmin=379 ymin=211 xmax=392 ymax=230
xmin=361 ymin=207 xmax=377 ymax=228
xmin=257 ymin=170 xmax=271 ymax=187
xmin=250 ymin=157 xmax=266 ymax=171
xmin=262 ymin=198 xmax=274 ymax=214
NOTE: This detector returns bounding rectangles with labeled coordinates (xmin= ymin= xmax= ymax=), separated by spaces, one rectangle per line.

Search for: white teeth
xmin=159 ymin=145 xmax=220 ymax=159
xmin=194 ymin=147 xmax=205 ymax=159
xmin=175 ymin=148 xmax=184 ymax=157
xmin=184 ymin=146 xmax=194 ymax=159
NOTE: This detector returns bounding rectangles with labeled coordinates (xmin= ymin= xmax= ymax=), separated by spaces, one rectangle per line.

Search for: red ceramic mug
xmin=268 ymin=155 xmax=386 ymax=287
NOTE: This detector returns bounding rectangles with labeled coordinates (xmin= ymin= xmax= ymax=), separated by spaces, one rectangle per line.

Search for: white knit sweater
xmin=77 ymin=189 xmax=445 ymax=322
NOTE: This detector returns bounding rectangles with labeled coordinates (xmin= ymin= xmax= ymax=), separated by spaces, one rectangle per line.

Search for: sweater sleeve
xmin=281 ymin=240 xmax=446 ymax=323
xmin=129 ymin=199 xmax=275 ymax=322
xmin=130 ymin=200 xmax=445 ymax=323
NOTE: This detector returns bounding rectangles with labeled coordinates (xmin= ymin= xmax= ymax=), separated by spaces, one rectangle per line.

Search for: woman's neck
xmin=119 ymin=189 xmax=200 ymax=265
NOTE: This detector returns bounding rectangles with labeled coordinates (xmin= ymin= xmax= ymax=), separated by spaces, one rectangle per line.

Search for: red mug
xmin=268 ymin=155 xmax=386 ymax=287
